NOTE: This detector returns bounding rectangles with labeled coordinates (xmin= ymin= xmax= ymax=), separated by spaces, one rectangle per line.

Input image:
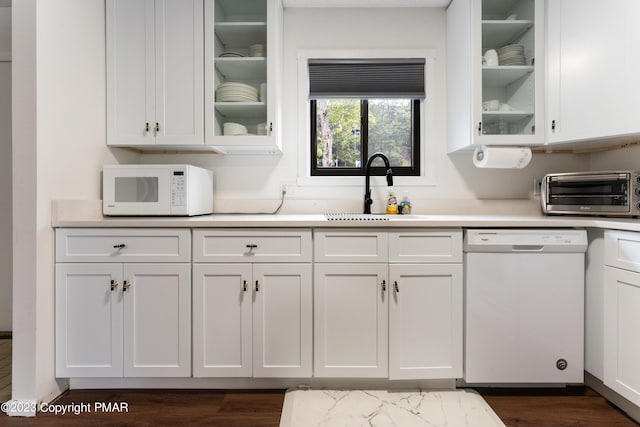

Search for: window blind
xmin=308 ymin=58 xmax=426 ymax=99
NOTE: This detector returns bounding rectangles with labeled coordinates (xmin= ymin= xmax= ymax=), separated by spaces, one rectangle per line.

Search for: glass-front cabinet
xmin=447 ymin=0 xmax=544 ymax=152
xmin=205 ymin=0 xmax=282 ymax=154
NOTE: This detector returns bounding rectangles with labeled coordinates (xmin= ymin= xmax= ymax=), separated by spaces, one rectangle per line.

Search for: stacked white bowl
xmin=223 ymin=122 xmax=248 ymax=136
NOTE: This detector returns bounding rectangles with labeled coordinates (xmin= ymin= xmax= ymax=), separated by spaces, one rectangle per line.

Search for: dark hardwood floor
xmin=0 ymin=387 xmax=638 ymax=426
xmin=478 ymin=387 xmax=639 ymax=427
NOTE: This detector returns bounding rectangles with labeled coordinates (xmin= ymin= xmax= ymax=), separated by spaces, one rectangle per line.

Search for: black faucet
xmin=364 ymin=152 xmax=394 ymax=214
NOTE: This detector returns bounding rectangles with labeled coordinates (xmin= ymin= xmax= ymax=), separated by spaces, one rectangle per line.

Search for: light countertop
xmin=51 ymin=201 xmax=640 ymax=232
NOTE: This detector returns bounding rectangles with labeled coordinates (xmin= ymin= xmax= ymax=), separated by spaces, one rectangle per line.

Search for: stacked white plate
xmin=216 ymin=82 xmax=259 ymax=102
xmin=498 ymin=44 xmax=526 ymax=65
xmin=223 ymin=122 xmax=248 ymax=136
xmin=248 ymin=44 xmax=265 ymax=57
xmin=219 ymin=51 xmax=244 ymax=58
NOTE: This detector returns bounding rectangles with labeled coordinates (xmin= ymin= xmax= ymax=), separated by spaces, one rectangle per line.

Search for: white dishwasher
xmin=464 ymin=229 xmax=588 ymax=384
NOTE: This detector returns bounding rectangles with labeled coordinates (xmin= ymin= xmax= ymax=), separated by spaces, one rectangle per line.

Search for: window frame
xmin=310 ymin=99 xmax=421 ymax=177
xmin=296 ymin=49 xmax=437 ymax=188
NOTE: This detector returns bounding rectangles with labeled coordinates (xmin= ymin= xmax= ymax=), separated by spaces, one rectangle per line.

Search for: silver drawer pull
xmin=243 ymin=280 xmax=248 ymax=292
xmin=255 ymin=280 xmax=260 ymax=292
xmin=381 ymin=280 xmax=387 ymax=292
xmin=393 ymin=281 xmax=399 ymax=293
xmin=113 ymin=243 xmax=126 ymax=249
xmin=123 ymin=280 xmax=131 ymax=292
xmin=246 ymin=243 xmax=258 ymax=249
xmin=110 ymin=280 xmax=119 ymax=291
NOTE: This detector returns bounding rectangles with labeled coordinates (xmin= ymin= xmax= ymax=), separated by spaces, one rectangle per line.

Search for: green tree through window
xmin=311 ymin=98 xmax=420 ymax=176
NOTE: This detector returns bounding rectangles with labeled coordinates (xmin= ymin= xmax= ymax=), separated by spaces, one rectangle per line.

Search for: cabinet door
xmin=447 ymin=0 xmax=545 ymax=152
xmin=388 ymin=264 xmax=462 ymax=380
xmin=107 ymin=0 xmax=204 ymax=147
xmin=604 ymin=266 xmax=640 ymax=406
xmin=154 ymin=0 xmax=204 ymax=145
xmin=123 ymin=263 xmax=191 ymax=377
xmin=546 ymin=0 xmax=640 ymax=144
xmin=56 ymin=263 xmax=123 ymax=377
xmin=106 ymin=0 xmax=155 ymax=146
xmin=253 ymin=264 xmax=312 ymax=378
xmin=204 ymin=0 xmax=283 ymax=154
xmin=314 ymin=263 xmax=388 ymax=377
xmin=192 ymin=263 xmax=253 ymax=377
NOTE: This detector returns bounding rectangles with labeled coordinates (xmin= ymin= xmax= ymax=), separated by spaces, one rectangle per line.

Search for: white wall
xmin=589 ymin=144 xmax=640 ymax=171
xmin=0 ymin=5 xmax=10 ymax=331
xmin=12 ymin=0 xmax=137 ymax=406
xmin=140 ymin=7 xmax=589 ymax=212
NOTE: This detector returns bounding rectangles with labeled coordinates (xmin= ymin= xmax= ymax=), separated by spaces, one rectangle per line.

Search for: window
xmin=308 ymin=59 xmax=424 ymax=177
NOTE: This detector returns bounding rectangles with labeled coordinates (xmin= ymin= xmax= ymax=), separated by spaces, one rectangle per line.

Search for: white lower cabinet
xmin=56 ymin=262 xmax=191 ymax=378
xmin=313 ymin=229 xmax=463 ymax=380
xmin=55 ymin=229 xmax=192 ymax=378
xmin=604 ymin=230 xmax=640 ymax=406
xmin=388 ymin=264 xmax=463 ymax=380
xmin=314 ymin=263 xmax=389 ymax=378
xmin=192 ymin=263 xmax=312 ymax=378
xmin=192 ymin=229 xmax=313 ymax=378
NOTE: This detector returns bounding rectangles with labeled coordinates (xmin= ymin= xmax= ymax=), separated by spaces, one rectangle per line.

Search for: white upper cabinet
xmin=106 ymin=0 xmax=205 ymax=149
xmin=204 ymin=0 xmax=283 ymax=154
xmin=545 ymin=0 xmax=640 ymax=146
xmin=447 ymin=0 xmax=545 ymax=152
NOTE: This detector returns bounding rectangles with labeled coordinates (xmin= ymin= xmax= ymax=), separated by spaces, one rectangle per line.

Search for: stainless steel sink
xmin=324 ymin=213 xmax=390 ymax=221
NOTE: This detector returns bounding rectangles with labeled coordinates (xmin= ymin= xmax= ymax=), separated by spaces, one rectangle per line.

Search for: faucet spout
xmin=364 ymin=152 xmax=393 ymax=214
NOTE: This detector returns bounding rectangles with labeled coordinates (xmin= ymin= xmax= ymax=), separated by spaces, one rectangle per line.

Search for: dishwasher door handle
xmin=511 ymin=245 xmax=545 ymax=252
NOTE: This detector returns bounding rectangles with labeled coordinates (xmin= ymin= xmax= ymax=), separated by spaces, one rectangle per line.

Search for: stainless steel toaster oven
xmin=542 ymin=171 xmax=640 ymax=217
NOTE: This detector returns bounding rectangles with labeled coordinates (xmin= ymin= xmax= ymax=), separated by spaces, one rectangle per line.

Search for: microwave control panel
xmin=171 ymin=169 xmax=186 ymax=206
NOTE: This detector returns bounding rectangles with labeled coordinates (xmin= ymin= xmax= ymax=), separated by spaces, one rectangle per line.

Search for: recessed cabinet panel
xmin=55 ymin=264 xmax=123 ymax=378
xmin=123 ymin=263 xmax=191 ymax=377
xmin=314 ymin=230 xmax=388 ymax=263
xmin=314 ymin=263 xmax=389 ymax=378
xmin=604 ymin=266 xmax=640 ymax=406
xmin=604 ymin=230 xmax=640 ymax=273
xmin=388 ymin=230 xmax=462 ymax=263
xmin=253 ymin=264 xmax=312 ymax=377
xmin=106 ymin=0 xmax=153 ymax=146
xmin=154 ymin=0 xmax=204 ymax=145
xmin=388 ymin=264 xmax=463 ymax=380
xmin=193 ymin=229 xmax=312 ymax=262
xmin=56 ymin=229 xmax=191 ymax=263
xmin=192 ymin=264 xmax=253 ymax=377
xmin=546 ymin=0 xmax=640 ymax=145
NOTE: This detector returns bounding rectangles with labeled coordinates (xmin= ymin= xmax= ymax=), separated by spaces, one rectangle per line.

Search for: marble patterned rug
xmin=279 ymin=389 xmax=506 ymax=427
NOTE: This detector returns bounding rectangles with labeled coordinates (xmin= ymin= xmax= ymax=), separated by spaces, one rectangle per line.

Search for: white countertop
xmin=51 ymin=201 xmax=640 ymax=232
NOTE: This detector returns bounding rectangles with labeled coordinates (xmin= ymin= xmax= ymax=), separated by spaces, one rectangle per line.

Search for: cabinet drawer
xmin=56 ymin=229 xmax=191 ymax=262
xmin=314 ymin=229 xmax=388 ymax=263
xmin=193 ymin=229 xmax=312 ymax=262
xmin=389 ymin=229 xmax=462 ymax=263
xmin=605 ymin=230 xmax=640 ymax=272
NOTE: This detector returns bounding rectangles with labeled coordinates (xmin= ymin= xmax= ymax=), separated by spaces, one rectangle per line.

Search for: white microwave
xmin=103 ymin=164 xmax=213 ymax=216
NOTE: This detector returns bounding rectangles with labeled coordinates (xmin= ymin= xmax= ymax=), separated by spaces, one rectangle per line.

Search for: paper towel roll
xmin=473 ymin=146 xmax=532 ymax=169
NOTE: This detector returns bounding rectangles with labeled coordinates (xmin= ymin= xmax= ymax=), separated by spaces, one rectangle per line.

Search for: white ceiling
xmin=283 ymin=0 xmax=451 ymax=8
